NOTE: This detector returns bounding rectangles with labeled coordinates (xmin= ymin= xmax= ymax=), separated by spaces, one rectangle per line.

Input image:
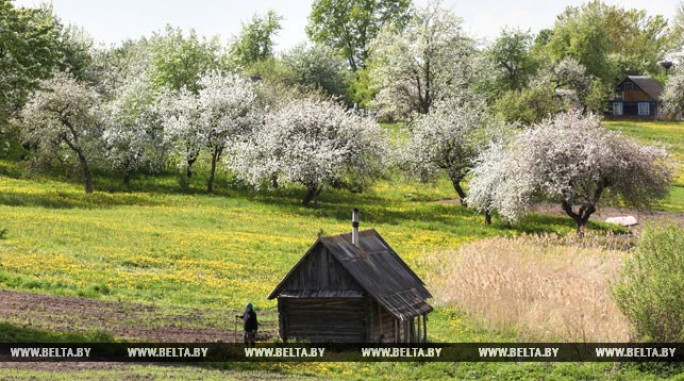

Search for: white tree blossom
xmin=102 ymin=76 xmax=167 ymax=184
xmin=368 ymin=0 xmax=483 ymax=119
xmin=158 ymin=88 xmax=200 ymax=179
xmin=162 ymin=72 xmax=260 ymax=191
xmin=532 ymin=57 xmax=610 ymax=113
xmin=662 ymin=67 xmax=684 ymax=118
xmin=462 ymin=142 xmax=506 ymax=223
xmin=231 ymin=98 xmax=387 ymax=206
xmin=466 ymin=140 xmax=537 ymax=225
xmin=401 ymin=95 xmax=506 ymax=206
xmin=548 ymin=57 xmax=590 ymax=91
xmin=21 ymin=71 xmax=103 ymax=193
xmin=466 ymin=112 xmax=672 ymax=235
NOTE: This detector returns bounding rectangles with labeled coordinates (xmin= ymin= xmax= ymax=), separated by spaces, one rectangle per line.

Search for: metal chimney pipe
xmin=352 ymin=208 xmax=360 ymax=247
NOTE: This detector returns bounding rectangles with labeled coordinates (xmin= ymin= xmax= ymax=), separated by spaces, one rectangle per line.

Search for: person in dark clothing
xmin=238 ymin=302 xmax=258 ymax=346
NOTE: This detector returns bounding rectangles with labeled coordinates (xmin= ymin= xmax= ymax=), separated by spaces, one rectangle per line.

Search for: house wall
xmin=608 ymin=100 xmax=658 ymax=119
xmin=616 ymin=80 xmax=652 ymax=101
xmin=622 ymin=89 xmax=651 ymax=101
xmin=608 ymin=78 xmax=661 ymax=120
xmin=278 ymin=298 xmax=367 ymax=342
xmin=277 ymin=297 xmax=414 ymax=343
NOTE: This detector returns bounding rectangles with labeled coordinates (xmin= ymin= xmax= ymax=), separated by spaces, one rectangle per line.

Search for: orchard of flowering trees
xmin=2 ymin=0 xmax=681 ymax=221
xmin=161 ymin=72 xmax=260 ymax=192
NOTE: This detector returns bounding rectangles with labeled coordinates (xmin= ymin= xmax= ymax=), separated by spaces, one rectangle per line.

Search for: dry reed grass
xmin=423 ymin=233 xmax=634 ymax=342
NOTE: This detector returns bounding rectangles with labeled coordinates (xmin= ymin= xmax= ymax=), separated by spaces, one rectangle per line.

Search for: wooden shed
xmin=268 ymin=210 xmax=433 ymax=343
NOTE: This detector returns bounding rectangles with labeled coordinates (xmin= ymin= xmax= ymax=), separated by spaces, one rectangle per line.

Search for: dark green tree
xmin=544 ymin=2 xmax=613 ymax=84
xmin=229 ymin=10 xmax=282 ymax=68
xmin=492 ymin=87 xmax=561 ymax=126
xmin=307 ymin=0 xmax=411 ymax=71
xmin=148 ymin=25 xmax=225 ymax=93
xmin=541 ymin=1 xmax=670 ymax=85
xmin=281 ymin=44 xmax=351 ymax=100
xmin=0 ymin=1 xmax=61 ymax=122
xmin=487 ymin=28 xmax=539 ymax=94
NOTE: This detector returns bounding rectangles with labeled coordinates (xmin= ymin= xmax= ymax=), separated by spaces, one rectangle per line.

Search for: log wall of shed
xmin=279 ymin=298 xmax=366 ymax=343
xmin=368 ymin=299 xmax=397 ymax=343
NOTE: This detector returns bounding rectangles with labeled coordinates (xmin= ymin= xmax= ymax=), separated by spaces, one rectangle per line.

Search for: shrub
xmin=613 ymin=225 xmax=684 ymax=342
xmin=491 ymin=86 xmax=561 ymax=126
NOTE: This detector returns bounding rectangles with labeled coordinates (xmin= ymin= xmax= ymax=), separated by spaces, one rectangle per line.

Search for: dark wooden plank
xmin=283 ymin=298 xmax=367 ymax=343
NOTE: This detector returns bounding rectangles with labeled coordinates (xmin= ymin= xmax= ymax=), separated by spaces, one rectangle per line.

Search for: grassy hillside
xmin=0 ymin=166 xmax=589 ymax=313
xmin=0 ymin=120 xmax=683 ymax=380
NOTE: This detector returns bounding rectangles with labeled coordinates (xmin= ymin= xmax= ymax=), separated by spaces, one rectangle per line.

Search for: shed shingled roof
xmin=268 ymin=229 xmax=433 ymax=319
xmin=626 ymin=75 xmax=663 ymax=101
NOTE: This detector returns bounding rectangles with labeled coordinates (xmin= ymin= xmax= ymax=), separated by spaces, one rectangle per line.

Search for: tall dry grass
xmin=423 ymin=233 xmax=634 ymax=342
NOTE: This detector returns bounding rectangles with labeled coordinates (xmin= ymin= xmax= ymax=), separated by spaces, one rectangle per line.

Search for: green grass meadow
xmin=0 ymin=121 xmax=683 ymax=379
xmin=604 ymin=120 xmax=684 ymax=212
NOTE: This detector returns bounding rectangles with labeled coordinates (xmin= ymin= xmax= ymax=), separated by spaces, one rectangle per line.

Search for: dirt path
xmin=439 ymin=199 xmax=684 ymax=231
xmin=0 ymin=361 xmax=131 ymax=372
xmin=0 ymin=290 xmax=277 ymax=371
xmin=531 ymin=202 xmax=684 ymax=229
xmin=0 ymin=289 xmax=275 ymax=343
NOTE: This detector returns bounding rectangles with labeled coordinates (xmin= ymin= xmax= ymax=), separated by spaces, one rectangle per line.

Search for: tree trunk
xmin=302 ymin=185 xmax=322 ymax=208
xmin=419 ymin=168 xmax=430 ymax=183
xmin=123 ymin=169 xmax=131 ymax=186
xmin=186 ymin=145 xmax=198 ymax=179
xmin=484 ymin=211 xmax=492 ymax=225
xmin=186 ymin=159 xmax=195 ymax=179
xmin=271 ymin=174 xmax=279 ymax=189
xmin=78 ymin=154 xmax=93 ymax=194
xmin=121 ymin=156 xmax=132 ymax=185
xmin=207 ymin=146 xmax=223 ymax=193
xmin=562 ymin=201 xmax=582 ymax=236
xmin=562 ymin=200 xmax=596 ymax=238
xmin=577 ymin=206 xmax=595 ymax=238
xmin=450 ymin=175 xmax=467 ymax=206
xmin=347 ymin=48 xmax=358 ymax=73
xmin=576 ymin=219 xmax=588 ymax=237
xmin=58 ymin=127 xmax=92 ymax=194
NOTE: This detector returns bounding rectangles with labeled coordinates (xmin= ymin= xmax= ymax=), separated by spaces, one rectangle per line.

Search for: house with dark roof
xmin=268 ymin=209 xmax=433 ymax=343
xmin=608 ymin=75 xmax=663 ymax=119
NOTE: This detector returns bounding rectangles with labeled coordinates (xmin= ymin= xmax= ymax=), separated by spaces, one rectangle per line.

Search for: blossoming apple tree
xmin=162 ymin=72 xmax=260 ymax=192
xmin=231 ymin=98 xmax=387 ymax=206
xmin=467 ymin=112 xmax=672 ymax=235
